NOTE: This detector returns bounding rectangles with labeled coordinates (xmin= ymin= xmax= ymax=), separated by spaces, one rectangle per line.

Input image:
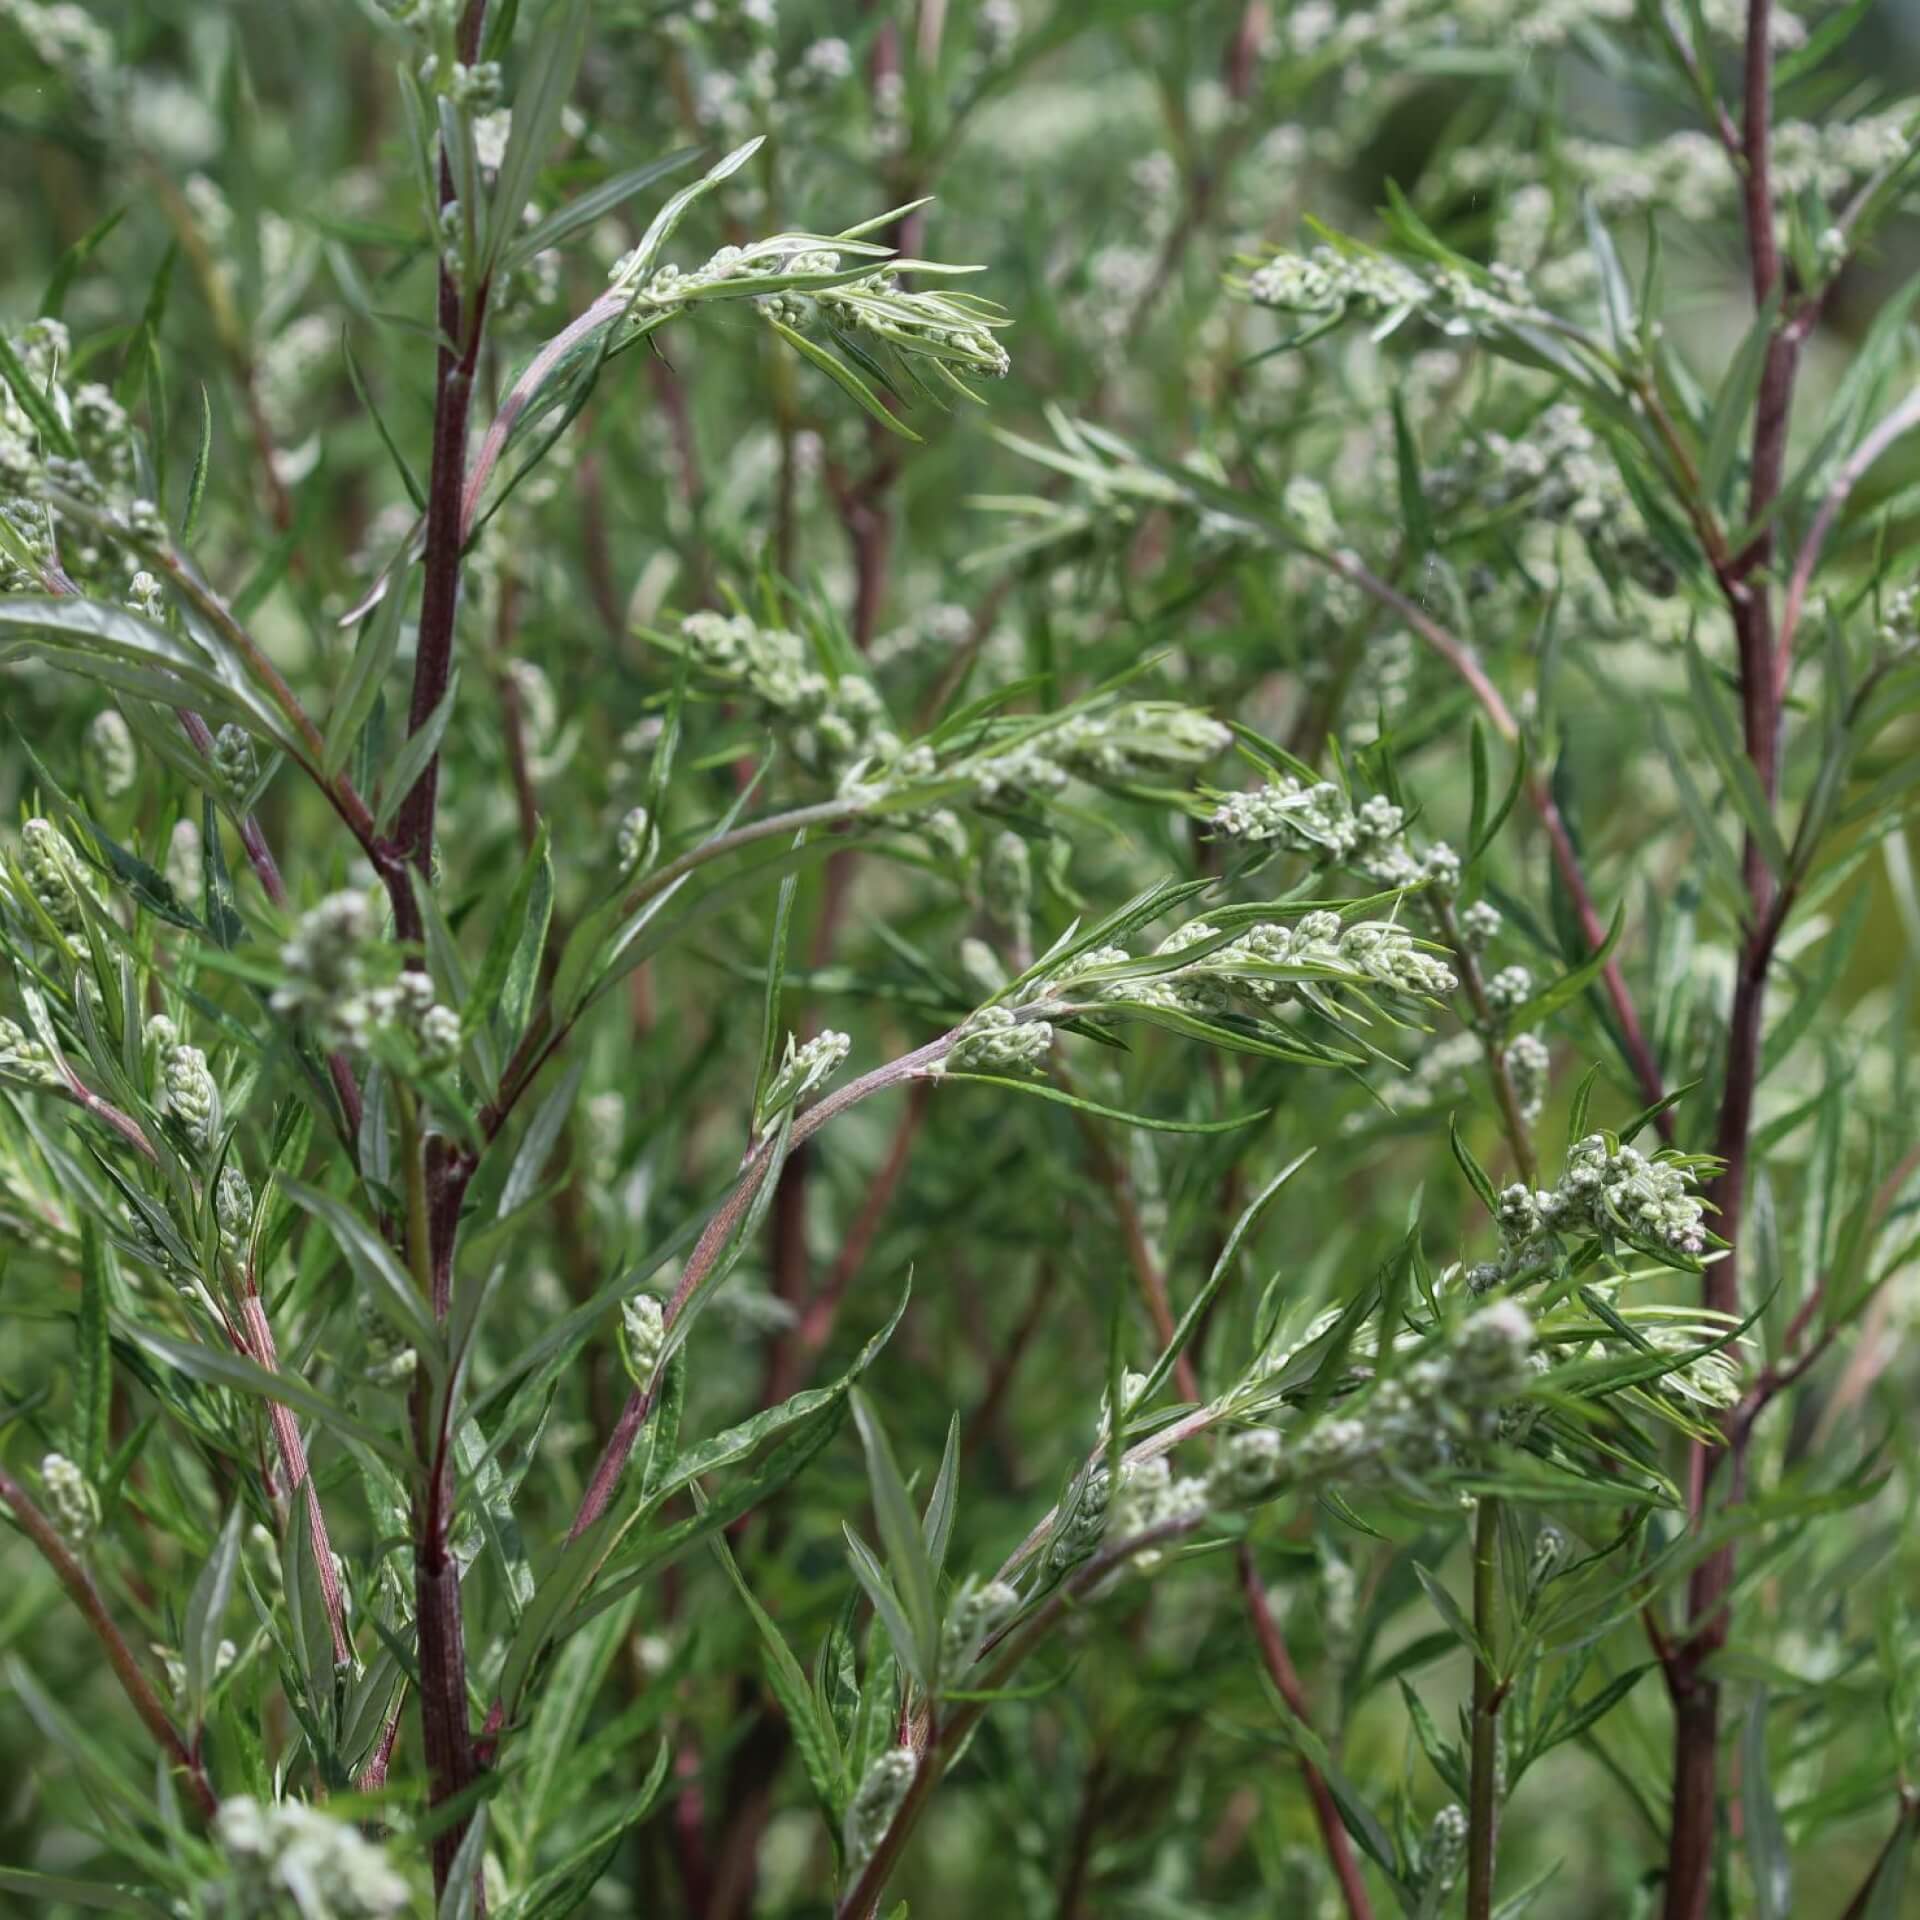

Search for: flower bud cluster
xmin=166 ymin=818 xmax=202 ymax=907
xmin=1079 ymin=910 xmax=1457 ymax=1021
xmin=1421 ymin=1804 xmax=1467 ymax=1896
xmin=759 ymin=1028 xmax=851 ymax=1125
xmin=272 ymin=895 xmax=460 ymax=1064
xmin=1459 ymin=900 xmax=1503 ymax=949
xmin=966 ymin=702 xmax=1229 ymax=805
xmin=843 ymin=1748 xmax=917 ymax=1876
xmin=83 ymin=710 xmax=138 ymax=805
xmin=212 ymin=1795 xmax=412 ymax=1918
xmin=616 ymin=805 xmax=656 ymax=873
xmin=161 ymin=1043 xmax=220 ymax=1153
xmin=2 ymin=319 xmax=143 ymax=595
xmin=1484 ymin=964 xmax=1533 ymax=1012
xmin=1504 ymin=1030 xmax=1551 ymax=1123
xmin=356 ymin=1294 xmax=418 ymax=1388
xmin=677 ymin=610 xmax=902 ymax=778
xmin=1645 ymin=1326 xmax=1743 ymax=1410
xmin=17 ymin=816 xmax=93 ymax=943
xmin=0 ymin=1016 xmax=58 ymax=1089
xmin=1211 ymin=775 xmax=1461 ymax=894
xmin=810 ymin=274 xmax=1012 ymax=382
xmin=620 ymin=1293 xmax=667 ymax=1385
xmin=40 ymin=1451 xmax=98 ymax=1549
xmin=982 ymin=830 xmax=1031 ymax=930
xmin=1878 ymin=584 xmax=1919 ymax=660
xmin=1428 ymin=401 xmax=1675 ymax=595
xmin=1529 ymin=1522 xmax=1568 ymax=1591
xmin=211 ymin=724 xmax=259 ymax=806
xmin=155 ymin=1635 xmax=237 ymax=1701
xmin=938 ymin=1004 xmax=1053 ymax=1078
xmin=1478 ymin=1135 xmax=1711 ymax=1286
xmin=1104 ymin=1454 xmax=1209 ymax=1572
xmin=1214 ymin=1301 xmax=1538 ymax=1505
xmin=941 ymin=1575 xmax=1020 ymax=1672
xmin=1245 ymin=246 xmax=1430 ymax=323
xmin=215 ymin=1163 xmax=253 ymax=1274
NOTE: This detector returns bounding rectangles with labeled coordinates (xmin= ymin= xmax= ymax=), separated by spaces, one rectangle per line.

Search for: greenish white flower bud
xmin=166 ymin=818 xmax=203 ymax=908
xmin=273 ymin=892 xmax=373 ymax=1043
xmin=1207 ymin=1427 xmax=1288 ymax=1505
xmin=620 ymin=1293 xmax=666 ymax=1385
xmin=983 ymin=829 xmax=1031 ymax=928
xmin=1106 ymin=1456 xmax=1209 ymax=1571
xmin=957 ymin=937 xmax=1007 ymax=999
xmin=212 ymin=1795 xmax=411 ymax=1917
xmin=0 ymin=1016 xmax=58 ymax=1088
xmin=941 ymin=1575 xmax=1020 ymax=1670
xmin=1451 ymin=1300 xmax=1535 ymax=1394
xmin=760 ymin=1029 xmax=851 ymax=1125
xmin=843 ymin=1748 xmax=917 ymax=1875
xmin=1045 ymin=1467 xmax=1112 ymax=1573
xmin=1422 ymin=1804 xmax=1467 ymax=1894
xmin=356 ymin=1294 xmax=417 ymax=1388
xmin=41 ymin=1452 xmax=98 ymax=1549
xmin=20 ymin=817 xmax=88 ymax=939
xmin=1460 ymin=900 xmax=1502 ymax=949
xmin=1485 ymin=964 xmax=1533 ymax=1012
xmin=940 ymin=1005 xmax=1052 ymax=1078
xmin=211 ymin=724 xmax=258 ymax=806
xmin=415 ymin=1002 xmax=462 ymax=1068
xmin=126 ymin=571 xmax=163 ymax=619
xmin=83 ymin=710 xmax=137 ymax=804
xmin=1506 ymin=1030 xmax=1550 ymax=1123
xmin=1530 ymin=1523 xmax=1568 ymax=1591
xmin=155 ymin=1636 xmax=236 ymax=1701
xmin=162 ymin=1043 xmax=219 ymax=1151
xmin=216 ymin=1163 xmax=253 ymax=1272
xmin=617 ymin=805 xmax=656 ymax=872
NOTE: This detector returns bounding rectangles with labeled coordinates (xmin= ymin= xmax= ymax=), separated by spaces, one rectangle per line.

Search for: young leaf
xmin=849 ymin=1390 xmax=940 ymax=1691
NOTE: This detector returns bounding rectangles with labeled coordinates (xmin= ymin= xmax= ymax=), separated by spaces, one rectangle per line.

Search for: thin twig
xmin=1776 ymin=386 xmax=1920 ymax=673
xmin=0 ymin=1463 xmax=219 ymax=1820
xmin=1238 ymin=1546 xmax=1376 ymax=1920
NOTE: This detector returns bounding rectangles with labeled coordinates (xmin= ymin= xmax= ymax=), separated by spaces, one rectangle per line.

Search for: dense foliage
xmin=2 ymin=1 xmax=1918 ymax=1916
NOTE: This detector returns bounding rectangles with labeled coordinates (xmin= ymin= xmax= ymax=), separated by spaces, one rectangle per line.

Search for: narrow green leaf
xmin=75 ymin=1216 xmax=113 ymax=1480
xmin=1742 ymin=1689 xmax=1793 ymax=1920
xmin=708 ymin=1521 xmax=847 ymax=1820
xmin=182 ymin=385 xmax=213 ymax=540
xmin=281 ymin=1176 xmax=444 ymax=1366
xmin=374 ymin=672 xmax=460 ymax=834
xmin=850 ymin=1390 xmax=940 ymax=1691
xmin=1450 ymin=1112 xmax=1501 ymax=1215
xmin=1701 ymin=292 xmax=1779 ymax=505
xmin=470 ymin=823 xmax=553 ymax=1054
xmin=766 ymin=317 xmax=921 ymax=440
xmin=754 ymin=848 xmax=804 ymax=1127
xmin=342 ymin=328 xmax=425 ymax=510
xmin=934 ymin=1072 xmax=1270 ymax=1134
xmin=182 ymin=1505 xmax=244 ymax=1722
xmin=324 ymin=572 xmax=406 ymax=776
xmin=508 ymin=150 xmax=698 ymax=272
xmin=0 ymin=327 xmax=78 ymax=458
xmin=1391 ymin=391 xmax=1433 ymax=555
xmin=1504 ymin=906 xmax=1626 ymax=1037
xmin=484 ymin=0 xmax=591 ymax=281
xmin=121 ymin=1323 xmax=409 ymax=1468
